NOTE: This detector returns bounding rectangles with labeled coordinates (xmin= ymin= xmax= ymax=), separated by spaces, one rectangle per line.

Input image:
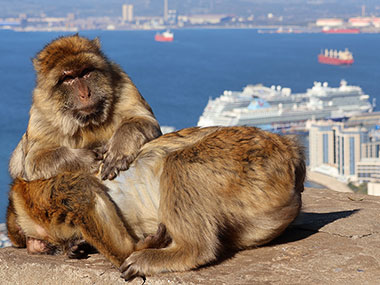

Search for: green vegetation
xmin=348 ymin=182 xmax=368 ymax=194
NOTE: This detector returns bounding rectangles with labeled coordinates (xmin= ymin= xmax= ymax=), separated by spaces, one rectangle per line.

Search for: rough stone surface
xmin=1 ymin=188 xmax=380 ymax=285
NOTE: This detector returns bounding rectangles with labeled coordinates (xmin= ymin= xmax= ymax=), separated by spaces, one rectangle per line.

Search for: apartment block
xmin=308 ymin=120 xmax=369 ymax=179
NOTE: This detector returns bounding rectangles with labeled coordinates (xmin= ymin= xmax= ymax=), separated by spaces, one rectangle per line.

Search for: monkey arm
xmin=23 ymin=143 xmax=101 ymax=180
xmin=9 ymin=136 xmax=27 ymax=179
xmin=100 ymin=116 xmax=161 ymax=180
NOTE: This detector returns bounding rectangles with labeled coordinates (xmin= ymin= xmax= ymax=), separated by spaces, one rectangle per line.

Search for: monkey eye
xmin=81 ymin=68 xmax=94 ymax=78
xmin=61 ymin=75 xmax=75 ymax=84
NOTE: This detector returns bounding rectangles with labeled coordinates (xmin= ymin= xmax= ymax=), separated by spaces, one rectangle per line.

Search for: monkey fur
xmin=8 ymin=34 xmax=161 ymax=182
xmin=7 ymin=126 xmax=306 ymax=281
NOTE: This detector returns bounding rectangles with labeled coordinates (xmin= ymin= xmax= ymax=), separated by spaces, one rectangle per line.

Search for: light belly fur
xmin=102 ymin=158 xmax=161 ymax=239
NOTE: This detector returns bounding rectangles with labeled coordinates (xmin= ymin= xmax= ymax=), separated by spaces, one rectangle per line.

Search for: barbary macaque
xmin=9 ymin=34 xmax=161 ymax=182
xmin=7 ymin=126 xmax=306 ymax=281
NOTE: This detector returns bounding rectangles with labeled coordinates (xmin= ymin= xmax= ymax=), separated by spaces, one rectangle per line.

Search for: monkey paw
xmin=101 ymin=153 xmax=135 ymax=180
xmin=26 ymin=237 xmax=60 ymax=255
xmin=119 ymin=251 xmax=151 ymax=281
xmin=67 ymin=239 xmax=97 ymax=259
xmin=27 ymin=238 xmax=48 ymax=254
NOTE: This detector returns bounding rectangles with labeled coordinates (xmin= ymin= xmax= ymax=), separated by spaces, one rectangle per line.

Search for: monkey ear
xmin=92 ymin=37 xmax=101 ymax=49
xmin=32 ymin=57 xmax=41 ymax=72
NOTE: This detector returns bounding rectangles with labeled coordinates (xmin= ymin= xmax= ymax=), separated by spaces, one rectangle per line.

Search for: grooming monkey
xmin=7 ymin=126 xmax=306 ymax=281
xmin=7 ymin=35 xmax=161 ymax=252
xmin=9 ymin=34 xmax=161 ymax=182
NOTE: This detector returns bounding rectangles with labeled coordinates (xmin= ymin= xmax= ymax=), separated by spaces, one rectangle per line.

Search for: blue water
xmin=1 ymin=29 xmax=380 ymax=222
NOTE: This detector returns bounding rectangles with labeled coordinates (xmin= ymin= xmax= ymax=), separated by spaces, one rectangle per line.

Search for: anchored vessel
xmin=322 ymin=28 xmax=360 ymax=34
xmin=155 ymin=30 xmax=174 ymax=42
xmin=197 ymin=80 xmax=372 ymax=132
xmin=318 ymin=49 xmax=354 ymax=65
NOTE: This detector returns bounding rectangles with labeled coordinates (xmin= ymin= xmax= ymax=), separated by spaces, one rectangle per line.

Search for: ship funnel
xmin=340 ymin=79 xmax=347 ymax=86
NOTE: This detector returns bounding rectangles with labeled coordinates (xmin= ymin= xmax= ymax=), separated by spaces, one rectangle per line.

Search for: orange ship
xmin=155 ymin=30 xmax=174 ymax=42
xmin=318 ymin=49 xmax=354 ymax=65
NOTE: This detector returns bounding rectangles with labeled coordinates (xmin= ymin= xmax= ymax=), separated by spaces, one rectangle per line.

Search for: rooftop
xmin=1 ymin=187 xmax=379 ymax=284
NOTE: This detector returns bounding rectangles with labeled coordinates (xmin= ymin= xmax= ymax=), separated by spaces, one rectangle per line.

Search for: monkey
xmin=7 ymin=126 xmax=306 ymax=281
xmin=7 ymin=34 xmax=161 ymax=253
xmin=8 ymin=34 xmax=162 ymax=183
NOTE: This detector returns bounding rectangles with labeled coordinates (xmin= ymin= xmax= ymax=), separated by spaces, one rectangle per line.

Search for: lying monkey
xmin=7 ymin=126 xmax=305 ymax=280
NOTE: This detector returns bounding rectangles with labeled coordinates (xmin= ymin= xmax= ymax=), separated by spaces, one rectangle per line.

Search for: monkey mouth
xmin=72 ymin=99 xmax=107 ymax=126
xmin=77 ymin=104 xmax=98 ymax=115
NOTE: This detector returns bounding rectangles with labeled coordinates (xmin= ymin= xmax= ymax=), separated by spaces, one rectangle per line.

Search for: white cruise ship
xmin=197 ymin=80 xmax=373 ymax=132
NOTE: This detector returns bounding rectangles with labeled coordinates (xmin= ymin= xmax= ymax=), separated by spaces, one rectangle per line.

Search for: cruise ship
xmin=197 ymin=80 xmax=373 ymax=132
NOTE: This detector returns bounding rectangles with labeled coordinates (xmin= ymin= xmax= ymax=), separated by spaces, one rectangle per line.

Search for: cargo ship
xmin=197 ymin=80 xmax=372 ymax=132
xmin=318 ymin=49 xmax=354 ymax=65
xmin=155 ymin=30 xmax=174 ymax=42
xmin=322 ymin=28 xmax=360 ymax=34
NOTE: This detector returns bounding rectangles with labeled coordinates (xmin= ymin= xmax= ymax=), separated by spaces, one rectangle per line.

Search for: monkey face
xmin=32 ymin=35 xmax=115 ymax=129
xmin=53 ymin=59 xmax=114 ymax=127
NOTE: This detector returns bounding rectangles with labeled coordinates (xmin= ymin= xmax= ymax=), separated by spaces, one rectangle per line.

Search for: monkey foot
xmin=27 ymin=237 xmax=48 ymax=254
xmin=67 ymin=239 xmax=97 ymax=259
xmin=120 ymin=251 xmax=150 ymax=281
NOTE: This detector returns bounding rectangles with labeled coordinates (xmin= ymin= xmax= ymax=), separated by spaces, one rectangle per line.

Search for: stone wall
xmin=1 ymin=188 xmax=380 ymax=284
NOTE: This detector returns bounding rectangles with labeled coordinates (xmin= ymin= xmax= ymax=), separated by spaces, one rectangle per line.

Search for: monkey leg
xmin=120 ymin=152 xmax=227 ymax=280
xmin=10 ymin=174 xmax=137 ymax=268
xmin=75 ymin=188 xmax=137 ymax=267
xmin=6 ymin=201 xmax=26 ymax=248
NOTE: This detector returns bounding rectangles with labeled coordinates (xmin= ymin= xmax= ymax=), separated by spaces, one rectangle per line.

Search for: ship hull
xmin=155 ymin=34 xmax=173 ymax=42
xmin=322 ymin=28 xmax=360 ymax=34
xmin=318 ymin=55 xmax=354 ymax=65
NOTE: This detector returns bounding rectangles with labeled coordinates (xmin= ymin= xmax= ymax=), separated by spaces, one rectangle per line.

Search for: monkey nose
xmin=80 ymin=90 xmax=91 ymax=99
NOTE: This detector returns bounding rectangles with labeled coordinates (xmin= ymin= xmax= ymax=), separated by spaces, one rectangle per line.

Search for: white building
xmin=316 ymin=18 xmax=344 ymax=27
xmin=309 ymin=120 xmax=368 ymax=180
xmin=368 ymin=182 xmax=380 ymax=196
xmin=356 ymin=159 xmax=380 ymax=183
xmin=122 ymin=4 xmax=133 ymax=22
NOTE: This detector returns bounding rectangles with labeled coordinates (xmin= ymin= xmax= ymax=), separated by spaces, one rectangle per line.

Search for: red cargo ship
xmin=322 ymin=28 xmax=360 ymax=34
xmin=155 ymin=30 xmax=174 ymax=42
xmin=318 ymin=49 xmax=354 ymax=65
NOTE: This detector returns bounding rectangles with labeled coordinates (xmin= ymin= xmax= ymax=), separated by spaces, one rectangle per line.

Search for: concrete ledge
xmin=1 ymin=188 xmax=380 ymax=284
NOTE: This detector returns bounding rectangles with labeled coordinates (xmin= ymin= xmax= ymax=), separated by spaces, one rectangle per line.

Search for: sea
xmin=0 ymin=29 xmax=380 ymax=223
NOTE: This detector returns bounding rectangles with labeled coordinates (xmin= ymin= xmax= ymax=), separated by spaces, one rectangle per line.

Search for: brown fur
xmin=7 ymin=126 xmax=305 ymax=280
xmin=8 ymin=34 xmax=161 ymax=182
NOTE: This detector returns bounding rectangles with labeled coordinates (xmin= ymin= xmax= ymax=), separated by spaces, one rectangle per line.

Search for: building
xmin=315 ymin=18 xmax=344 ymax=27
xmin=164 ymin=0 xmax=168 ymax=22
xmin=368 ymin=182 xmax=380 ymax=196
xmin=122 ymin=4 xmax=133 ymax=22
xmin=309 ymin=120 xmax=369 ymax=180
xmin=309 ymin=121 xmax=336 ymax=169
xmin=348 ymin=17 xmax=372 ymax=27
xmin=186 ymin=14 xmax=225 ymax=25
xmin=167 ymin=9 xmax=177 ymax=25
xmin=356 ymin=159 xmax=380 ymax=182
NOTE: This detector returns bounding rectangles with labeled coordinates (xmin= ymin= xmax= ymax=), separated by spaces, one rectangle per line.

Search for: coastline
xmin=307 ymin=169 xmax=353 ymax=193
xmin=0 ymin=223 xmax=11 ymax=248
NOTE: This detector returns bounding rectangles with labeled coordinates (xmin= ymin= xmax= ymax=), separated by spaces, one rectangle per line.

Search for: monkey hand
xmin=96 ymin=143 xmax=136 ymax=180
xmin=71 ymin=148 xmax=103 ymax=175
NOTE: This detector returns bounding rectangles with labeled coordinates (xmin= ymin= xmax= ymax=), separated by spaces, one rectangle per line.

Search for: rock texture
xmin=1 ymin=188 xmax=380 ymax=285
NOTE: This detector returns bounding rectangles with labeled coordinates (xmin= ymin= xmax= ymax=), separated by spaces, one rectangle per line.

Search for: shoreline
xmin=307 ymin=169 xmax=353 ymax=193
xmin=0 ymin=223 xmax=11 ymax=248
